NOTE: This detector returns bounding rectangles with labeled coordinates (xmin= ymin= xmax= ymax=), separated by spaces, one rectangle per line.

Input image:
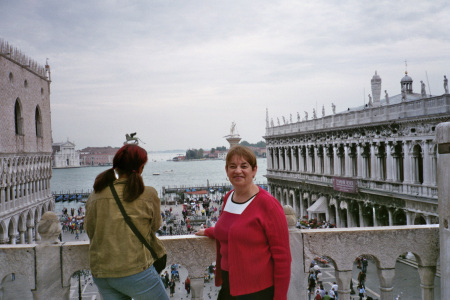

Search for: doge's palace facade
xmin=0 ymin=39 xmax=53 ymax=244
xmin=265 ymin=71 xmax=449 ymax=228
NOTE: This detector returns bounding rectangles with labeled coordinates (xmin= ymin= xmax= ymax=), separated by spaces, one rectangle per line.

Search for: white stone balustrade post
xmin=377 ymin=268 xmax=395 ymax=300
xmin=417 ymin=266 xmax=437 ymax=300
xmin=334 ymin=270 xmax=352 ymax=300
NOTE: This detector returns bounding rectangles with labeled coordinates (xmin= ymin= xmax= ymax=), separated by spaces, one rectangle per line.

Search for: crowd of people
xmin=60 ymin=206 xmax=85 ymax=240
xmin=296 ymin=217 xmax=336 ymax=229
xmin=307 ymin=261 xmax=338 ymax=300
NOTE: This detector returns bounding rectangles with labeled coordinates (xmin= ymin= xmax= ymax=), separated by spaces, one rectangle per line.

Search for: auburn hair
xmin=225 ymin=145 xmax=257 ymax=169
xmin=93 ymin=144 xmax=148 ymax=202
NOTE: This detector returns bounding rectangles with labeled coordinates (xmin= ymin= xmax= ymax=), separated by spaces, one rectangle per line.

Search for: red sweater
xmin=205 ymin=187 xmax=291 ymax=299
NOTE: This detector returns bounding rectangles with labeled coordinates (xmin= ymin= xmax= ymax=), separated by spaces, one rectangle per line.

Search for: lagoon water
xmin=51 ymin=151 xmax=268 ymax=200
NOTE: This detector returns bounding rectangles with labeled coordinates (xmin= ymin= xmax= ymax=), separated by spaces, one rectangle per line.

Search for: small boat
xmin=153 ymin=173 xmax=161 ymax=176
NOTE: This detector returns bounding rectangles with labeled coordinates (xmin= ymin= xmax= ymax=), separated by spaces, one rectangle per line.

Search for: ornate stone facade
xmin=0 ymin=39 xmax=54 ymax=244
xmin=265 ymin=71 xmax=449 ymax=228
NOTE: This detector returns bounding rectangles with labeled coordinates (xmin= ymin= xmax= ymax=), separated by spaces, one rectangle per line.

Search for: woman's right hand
xmin=195 ymin=229 xmax=206 ymax=236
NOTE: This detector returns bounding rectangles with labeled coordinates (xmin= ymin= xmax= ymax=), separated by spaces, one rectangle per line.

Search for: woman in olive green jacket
xmin=85 ymin=144 xmax=168 ymax=300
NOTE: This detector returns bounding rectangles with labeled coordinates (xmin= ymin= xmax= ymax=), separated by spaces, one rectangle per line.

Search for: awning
xmin=307 ymin=196 xmax=327 ymax=213
xmin=340 ymin=201 xmax=348 ymax=210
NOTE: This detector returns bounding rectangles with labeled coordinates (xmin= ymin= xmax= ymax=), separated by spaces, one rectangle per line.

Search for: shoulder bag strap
xmin=109 ymin=183 xmax=158 ymax=260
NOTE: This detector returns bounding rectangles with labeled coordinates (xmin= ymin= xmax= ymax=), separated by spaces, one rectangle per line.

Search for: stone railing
xmin=0 ymin=209 xmax=441 ymax=300
xmin=265 ymin=95 xmax=449 ymax=136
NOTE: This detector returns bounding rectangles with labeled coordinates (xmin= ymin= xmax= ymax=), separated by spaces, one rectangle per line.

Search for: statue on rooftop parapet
xmin=401 ymin=86 xmax=406 ymax=101
xmin=297 ymin=112 xmax=300 ymax=122
xmin=277 ymin=118 xmax=280 ymax=126
xmin=444 ymin=75 xmax=448 ymax=94
xmin=322 ymin=105 xmax=325 ymax=117
xmin=313 ymin=109 xmax=317 ymax=119
xmin=331 ymin=103 xmax=336 ymax=114
xmin=421 ymin=81 xmax=427 ymax=98
xmin=368 ymin=94 xmax=373 ymax=107
xmin=385 ymin=90 xmax=389 ymax=104
xmin=271 ymin=118 xmax=274 ymax=127
xmin=304 ymin=111 xmax=308 ymax=121
xmin=290 ymin=114 xmax=293 ymax=123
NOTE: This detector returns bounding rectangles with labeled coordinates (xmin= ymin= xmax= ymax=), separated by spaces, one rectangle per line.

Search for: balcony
xmin=0 ymin=208 xmax=441 ymax=300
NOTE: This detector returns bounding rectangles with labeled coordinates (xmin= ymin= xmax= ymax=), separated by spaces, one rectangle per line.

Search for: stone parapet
xmin=0 ymin=223 xmax=440 ymax=300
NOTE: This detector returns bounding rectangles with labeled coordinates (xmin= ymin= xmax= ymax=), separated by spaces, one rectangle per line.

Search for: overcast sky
xmin=2 ymin=0 xmax=449 ymax=151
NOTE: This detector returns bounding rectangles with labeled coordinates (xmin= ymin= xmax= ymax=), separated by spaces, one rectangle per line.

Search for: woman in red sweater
xmin=196 ymin=145 xmax=291 ymax=300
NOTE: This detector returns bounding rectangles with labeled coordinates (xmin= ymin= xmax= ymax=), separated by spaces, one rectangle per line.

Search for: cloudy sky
xmin=1 ymin=0 xmax=449 ymax=151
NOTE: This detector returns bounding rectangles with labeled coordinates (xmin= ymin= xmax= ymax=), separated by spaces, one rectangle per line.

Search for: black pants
xmin=217 ymin=271 xmax=274 ymax=300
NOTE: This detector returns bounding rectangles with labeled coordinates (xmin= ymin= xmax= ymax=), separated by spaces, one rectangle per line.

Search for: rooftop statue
xmin=385 ymin=90 xmax=390 ymax=104
xmin=401 ymin=86 xmax=406 ymax=101
xmin=304 ymin=111 xmax=308 ymax=121
xmin=290 ymin=114 xmax=293 ymax=123
xmin=322 ymin=105 xmax=325 ymax=117
xmin=444 ymin=75 xmax=448 ymax=94
xmin=297 ymin=112 xmax=300 ymax=122
xmin=368 ymin=94 xmax=373 ymax=107
xmin=271 ymin=118 xmax=274 ymax=127
xmin=421 ymin=81 xmax=427 ymax=98
xmin=331 ymin=103 xmax=336 ymax=114
xmin=313 ymin=109 xmax=317 ymax=119
xmin=277 ymin=117 xmax=280 ymax=126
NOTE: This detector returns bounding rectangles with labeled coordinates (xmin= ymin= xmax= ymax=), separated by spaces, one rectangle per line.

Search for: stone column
xmin=403 ymin=141 xmax=412 ymax=184
xmin=9 ymin=233 xmax=17 ymax=244
xmin=306 ymin=146 xmax=312 ymax=173
xmin=372 ymin=207 xmax=378 ymax=227
xmin=334 ymin=270 xmax=353 ymax=300
xmin=267 ymin=148 xmax=272 ymax=169
xmin=292 ymin=147 xmax=298 ymax=172
xmin=299 ymin=149 xmax=305 ymax=172
xmin=33 ymin=212 xmax=70 ymax=300
xmin=358 ymin=202 xmax=365 ymax=227
xmin=417 ymin=266 xmax=436 ymax=300
xmin=190 ymin=277 xmax=204 ymax=300
xmin=422 ymin=141 xmax=433 ymax=186
xmin=370 ymin=143 xmax=377 ymax=180
xmin=285 ymin=206 xmax=307 ymax=299
xmin=0 ymin=187 xmax=4 ymax=212
xmin=273 ymin=148 xmax=278 ymax=170
xmin=388 ymin=208 xmax=394 ymax=226
xmin=357 ymin=144 xmax=363 ymax=178
xmin=344 ymin=144 xmax=351 ymax=176
xmin=333 ymin=145 xmax=340 ymax=177
xmin=315 ymin=146 xmax=321 ymax=174
xmin=299 ymin=192 xmax=305 ymax=218
xmin=377 ymin=268 xmax=395 ymax=300
xmin=406 ymin=211 xmax=414 ymax=225
xmin=436 ymin=122 xmax=450 ymax=299
xmin=27 ymin=226 xmax=34 ymax=244
xmin=19 ymin=230 xmax=26 ymax=244
xmin=346 ymin=202 xmax=353 ymax=227
xmin=386 ymin=142 xmax=394 ymax=181
xmin=335 ymin=200 xmax=341 ymax=228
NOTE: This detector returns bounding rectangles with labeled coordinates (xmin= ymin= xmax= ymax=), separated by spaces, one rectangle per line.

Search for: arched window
xmin=15 ymin=99 xmax=23 ymax=135
xmin=35 ymin=106 xmax=42 ymax=137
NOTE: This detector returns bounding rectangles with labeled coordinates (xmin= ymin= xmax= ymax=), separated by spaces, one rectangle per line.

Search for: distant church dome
xmin=401 ymin=72 xmax=413 ymax=83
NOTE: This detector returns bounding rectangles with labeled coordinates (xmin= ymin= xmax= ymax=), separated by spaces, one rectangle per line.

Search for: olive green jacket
xmin=85 ymin=179 xmax=165 ymax=278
